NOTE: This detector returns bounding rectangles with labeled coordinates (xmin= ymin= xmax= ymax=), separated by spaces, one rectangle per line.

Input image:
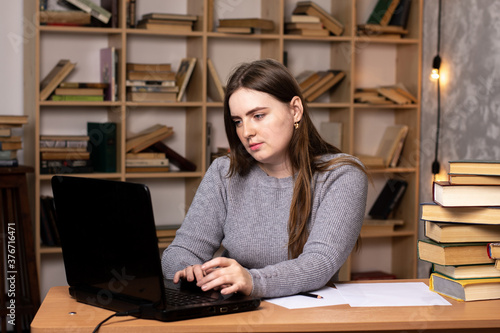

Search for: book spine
xmin=87 ymin=122 xmax=117 ymax=172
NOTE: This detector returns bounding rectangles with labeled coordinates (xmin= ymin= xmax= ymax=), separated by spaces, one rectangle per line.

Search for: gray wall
xmin=419 ymin=0 xmax=500 ymax=276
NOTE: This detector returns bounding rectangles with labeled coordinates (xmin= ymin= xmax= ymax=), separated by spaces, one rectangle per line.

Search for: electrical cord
xmin=92 ymin=308 xmax=141 ymax=333
xmin=432 ymin=0 xmax=443 ymax=176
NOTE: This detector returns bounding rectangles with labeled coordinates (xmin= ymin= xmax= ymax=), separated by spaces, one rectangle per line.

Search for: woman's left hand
xmin=197 ymin=257 xmax=253 ymax=296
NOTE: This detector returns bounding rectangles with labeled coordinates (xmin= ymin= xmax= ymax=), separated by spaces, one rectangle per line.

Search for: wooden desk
xmin=31 ymin=280 xmax=500 ymax=333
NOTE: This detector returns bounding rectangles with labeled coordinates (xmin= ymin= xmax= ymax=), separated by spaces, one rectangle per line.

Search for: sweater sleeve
xmin=249 ymin=163 xmax=368 ymax=298
xmin=161 ymin=158 xmax=228 ymax=279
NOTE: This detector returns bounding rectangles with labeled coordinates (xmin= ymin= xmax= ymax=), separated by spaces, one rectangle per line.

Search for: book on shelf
xmin=39 ymin=10 xmax=91 ymax=26
xmin=432 ymin=263 xmax=500 ymax=280
xmin=448 ymin=160 xmax=500 ymax=176
xmin=430 ymin=272 xmax=500 ymax=302
xmin=100 ymin=47 xmax=117 ymax=101
xmin=156 ymin=224 xmax=178 ymax=241
xmin=423 ymin=220 xmax=500 ymax=243
xmin=176 ymin=57 xmax=197 ymax=102
xmin=126 ymin=63 xmax=172 ymax=72
xmin=54 ymin=87 xmax=104 ymax=96
xmin=377 ymin=87 xmax=413 ymax=105
xmin=126 ymin=166 xmax=170 ymax=173
xmin=136 ymin=19 xmax=194 ymax=27
xmin=87 ymin=122 xmax=116 ymax=172
xmin=61 ymin=0 xmax=111 ymax=24
xmin=420 ymin=203 xmax=500 ymax=225
xmin=0 ymin=150 xmax=17 ymax=160
xmin=126 ymin=80 xmax=176 ymax=87
xmin=319 ymin=121 xmax=342 ymax=149
xmin=0 ymin=141 xmax=22 ymax=151
xmin=295 ymin=70 xmax=321 ymax=92
xmin=367 ymin=0 xmax=401 ymax=26
xmin=51 ymin=95 xmax=104 ymax=101
xmin=39 ymin=146 xmax=87 ymax=153
xmin=216 ymin=26 xmax=253 ymax=34
xmin=40 ymin=159 xmax=93 ymax=174
xmin=357 ymin=24 xmax=408 ymax=37
xmin=127 ymin=91 xmax=177 ymax=103
xmin=302 ymin=70 xmax=336 ymax=99
xmin=40 ymin=59 xmax=76 ymax=101
xmin=357 ymin=124 xmax=408 ymax=168
xmin=136 ymin=21 xmax=193 ymax=33
xmin=126 ymin=152 xmax=165 ymax=160
xmin=141 ymin=12 xmax=198 ymax=22
xmin=285 ymin=22 xmax=324 ymax=30
xmin=361 ymin=218 xmax=404 ymax=233
xmin=59 ymin=82 xmax=109 ymax=89
xmin=0 ymin=159 xmax=19 ymax=167
xmin=293 ymin=1 xmax=344 ymax=36
xmin=148 ymin=141 xmax=197 ymax=172
xmin=0 ymin=128 xmax=12 ymax=137
xmin=290 ymin=14 xmax=321 ymax=23
xmin=305 ymin=71 xmax=345 ymax=102
xmin=125 ymin=158 xmax=169 ymax=167
xmin=354 ymin=90 xmax=393 ymax=104
xmin=389 ymin=0 xmax=412 ymax=28
xmin=127 ymin=70 xmax=176 ymax=82
xmin=433 ymin=181 xmax=500 ymax=207
xmin=488 ymin=242 xmax=500 ymax=259
xmin=126 ymin=124 xmax=174 ymax=154
xmin=40 ymin=196 xmax=61 ymax=246
xmin=40 ymin=150 xmax=90 ymax=161
xmin=128 ymin=86 xmax=178 ymax=93
xmin=368 ymin=178 xmax=407 ymax=220
xmin=218 ymin=18 xmax=275 ymax=31
xmin=100 ymin=0 xmax=118 ymax=27
xmin=417 ymin=239 xmax=493 ymax=266
xmin=207 ymin=58 xmax=225 ymax=102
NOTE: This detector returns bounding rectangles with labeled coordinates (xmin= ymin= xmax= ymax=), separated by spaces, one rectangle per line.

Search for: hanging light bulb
xmin=430 ymin=55 xmax=441 ymax=81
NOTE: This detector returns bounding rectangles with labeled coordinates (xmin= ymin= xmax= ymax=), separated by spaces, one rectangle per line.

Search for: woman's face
xmin=229 ymin=88 xmax=302 ymax=174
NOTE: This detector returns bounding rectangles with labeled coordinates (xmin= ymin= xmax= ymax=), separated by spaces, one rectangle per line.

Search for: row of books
xmin=295 ymin=70 xmax=345 ymax=102
xmin=40 ymin=0 xmax=113 ymax=27
xmin=354 ymin=84 xmax=417 ymax=105
xmin=418 ymin=160 xmax=500 ymax=302
xmin=136 ymin=12 xmax=197 ymax=33
xmin=0 ymin=115 xmax=28 ymax=167
xmin=40 ymin=55 xmax=197 ymax=103
xmin=357 ymin=124 xmax=408 ymax=169
xmin=40 ymin=134 xmax=93 ymax=174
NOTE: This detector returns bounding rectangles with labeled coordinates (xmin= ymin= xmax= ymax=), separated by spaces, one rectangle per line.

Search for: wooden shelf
xmin=25 ymin=0 xmax=422 ymax=291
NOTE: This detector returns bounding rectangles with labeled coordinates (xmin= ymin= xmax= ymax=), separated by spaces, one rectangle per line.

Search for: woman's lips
xmin=249 ymin=143 xmax=263 ymax=151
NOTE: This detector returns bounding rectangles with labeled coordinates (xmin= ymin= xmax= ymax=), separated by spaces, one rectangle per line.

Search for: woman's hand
xmin=173 ymin=264 xmax=205 ymax=284
xmin=197 ymin=257 xmax=253 ymax=296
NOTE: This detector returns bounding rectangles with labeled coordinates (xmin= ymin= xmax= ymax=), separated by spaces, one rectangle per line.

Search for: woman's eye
xmin=233 ymin=119 xmax=242 ymax=126
xmin=254 ymin=114 xmax=264 ymax=120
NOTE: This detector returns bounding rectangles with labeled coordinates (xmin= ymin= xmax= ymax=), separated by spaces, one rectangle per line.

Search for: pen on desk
xmin=298 ymin=292 xmax=323 ymax=299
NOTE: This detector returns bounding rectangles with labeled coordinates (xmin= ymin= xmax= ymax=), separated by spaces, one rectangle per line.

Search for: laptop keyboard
xmin=165 ymin=289 xmax=218 ymax=306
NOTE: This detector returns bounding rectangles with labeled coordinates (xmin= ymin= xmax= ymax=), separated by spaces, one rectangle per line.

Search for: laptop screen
xmin=51 ymin=176 xmax=166 ymax=309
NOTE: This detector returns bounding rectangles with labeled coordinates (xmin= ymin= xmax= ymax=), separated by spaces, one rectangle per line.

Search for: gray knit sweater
xmin=161 ymin=154 xmax=368 ymax=298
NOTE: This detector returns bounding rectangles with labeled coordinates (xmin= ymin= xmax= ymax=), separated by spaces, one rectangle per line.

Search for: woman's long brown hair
xmin=223 ymin=59 xmax=364 ymax=259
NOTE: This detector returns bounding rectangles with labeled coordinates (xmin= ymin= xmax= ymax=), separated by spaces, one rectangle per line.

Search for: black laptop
xmin=51 ymin=176 xmax=260 ymax=322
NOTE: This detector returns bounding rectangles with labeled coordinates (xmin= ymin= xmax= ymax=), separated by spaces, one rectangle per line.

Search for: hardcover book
xmin=87 ymin=122 xmax=116 ymax=172
xmin=40 ymin=59 xmax=76 ymax=101
xmin=417 ymin=239 xmax=493 ymax=266
xmin=176 ymin=57 xmax=197 ymax=102
xmin=368 ymin=179 xmax=407 ymax=219
xmin=293 ymin=1 xmax=344 ymax=36
xmin=430 ymin=272 xmax=500 ymax=301
xmin=420 ymin=203 xmax=500 ymax=225
xmin=433 ymin=181 xmax=500 ymax=207
xmin=424 ymin=220 xmax=500 ymax=243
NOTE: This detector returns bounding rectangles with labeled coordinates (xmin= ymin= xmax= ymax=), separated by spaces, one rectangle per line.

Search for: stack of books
xmin=126 ymin=62 xmax=178 ymax=102
xmin=295 ymin=69 xmax=345 ymax=102
xmin=136 ymin=12 xmax=198 ymax=33
xmin=51 ymin=82 xmax=106 ymax=102
xmin=418 ymin=160 xmax=500 ymax=301
xmin=0 ymin=115 xmax=28 ymax=167
xmin=216 ymin=18 xmax=274 ymax=34
xmin=285 ymin=17 xmax=329 ymax=37
xmin=354 ymin=84 xmax=417 ymax=105
xmin=39 ymin=134 xmax=93 ymax=174
xmin=125 ymin=124 xmax=173 ymax=173
xmin=292 ymin=1 xmax=344 ymax=36
xmin=156 ymin=225 xmax=180 ymax=245
xmin=357 ymin=0 xmax=412 ymax=39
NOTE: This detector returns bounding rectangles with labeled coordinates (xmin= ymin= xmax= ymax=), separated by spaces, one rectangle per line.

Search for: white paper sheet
xmin=265 ymin=287 xmax=348 ymax=309
xmin=334 ymin=282 xmax=451 ymax=307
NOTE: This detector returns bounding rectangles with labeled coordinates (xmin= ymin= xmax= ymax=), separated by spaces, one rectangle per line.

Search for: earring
xmin=294 ymin=122 xmax=299 ymax=129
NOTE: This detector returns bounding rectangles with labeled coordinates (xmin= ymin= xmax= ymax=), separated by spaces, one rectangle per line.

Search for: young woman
xmin=162 ymin=59 xmax=368 ymax=298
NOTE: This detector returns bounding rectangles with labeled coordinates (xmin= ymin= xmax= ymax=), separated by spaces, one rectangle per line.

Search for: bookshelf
xmin=24 ymin=0 xmax=421 ymax=293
